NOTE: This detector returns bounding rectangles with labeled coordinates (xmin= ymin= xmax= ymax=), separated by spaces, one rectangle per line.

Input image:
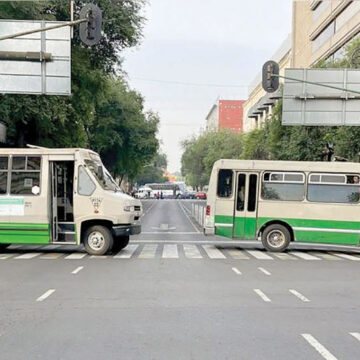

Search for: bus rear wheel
xmin=83 ymin=225 xmax=113 ymax=256
xmin=261 ymin=224 xmax=290 ymax=252
xmin=111 ymin=235 xmax=130 ymax=254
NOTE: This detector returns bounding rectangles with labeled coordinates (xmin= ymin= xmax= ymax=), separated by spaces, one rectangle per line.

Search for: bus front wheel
xmin=83 ymin=225 xmax=113 ymax=256
xmin=112 ymin=235 xmax=130 ymax=254
xmin=261 ymin=224 xmax=290 ymax=252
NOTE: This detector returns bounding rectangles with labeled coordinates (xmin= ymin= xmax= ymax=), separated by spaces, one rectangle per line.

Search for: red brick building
xmin=206 ymin=100 xmax=245 ymax=133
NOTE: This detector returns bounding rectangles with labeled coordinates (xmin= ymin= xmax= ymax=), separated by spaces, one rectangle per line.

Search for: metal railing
xmin=191 ymin=203 xmax=206 ymax=228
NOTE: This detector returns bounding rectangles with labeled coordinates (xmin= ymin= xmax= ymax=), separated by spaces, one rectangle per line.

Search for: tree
xmin=0 ymin=1 xmax=161 ymax=181
xmin=134 ymin=153 xmax=168 ymax=185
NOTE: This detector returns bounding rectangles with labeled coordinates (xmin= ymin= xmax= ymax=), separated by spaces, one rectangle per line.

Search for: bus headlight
xmin=124 ymin=205 xmax=135 ymax=212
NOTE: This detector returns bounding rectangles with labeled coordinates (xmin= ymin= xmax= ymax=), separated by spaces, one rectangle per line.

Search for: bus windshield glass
xmin=85 ymin=159 xmax=120 ymax=192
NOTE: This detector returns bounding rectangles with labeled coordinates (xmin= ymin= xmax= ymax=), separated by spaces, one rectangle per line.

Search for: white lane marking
xmin=272 ymin=252 xmax=297 ymax=260
xmin=258 ymin=267 xmax=271 ymax=276
xmin=40 ymin=253 xmax=63 ymax=260
xmin=72 ymin=266 xmax=84 ymax=274
xmin=246 ymin=250 xmax=273 ymax=260
xmin=331 ymin=252 xmax=360 ymax=261
xmin=232 ymin=267 xmax=242 ymax=275
xmin=14 ymin=253 xmax=41 ymax=259
xmin=254 ymin=289 xmax=271 ymax=302
xmin=349 ymin=332 xmax=360 ymax=342
xmin=309 ymin=252 xmax=341 ymax=261
xmin=183 ymin=244 xmax=203 ymax=259
xmin=227 ymin=249 xmax=250 ymax=259
xmin=289 ymin=289 xmax=310 ymax=302
xmin=138 ymin=244 xmax=157 ymax=259
xmin=90 ymin=255 xmax=108 ymax=259
xmin=162 ymin=244 xmax=179 ymax=258
xmin=177 ymin=200 xmax=201 ymax=233
xmin=289 ymin=251 xmax=321 ymax=260
xmin=301 ymin=334 xmax=338 ymax=360
xmin=114 ymin=244 xmax=138 ymax=259
xmin=64 ymin=253 xmax=87 ymax=260
xmin=0 ymin=254 xmax=16 ymax=259
xmin=36 ymin=289 xmax=56 ymax=302
xmin=202 ymin=245 xmax=226 ymax=259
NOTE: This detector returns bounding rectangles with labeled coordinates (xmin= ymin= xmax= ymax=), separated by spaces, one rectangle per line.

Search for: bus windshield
xmin=85 ymin=159 xmax=121 ymax=192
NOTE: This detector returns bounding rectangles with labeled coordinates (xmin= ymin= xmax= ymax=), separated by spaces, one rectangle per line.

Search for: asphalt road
xmin=1 ymin=199 xmax=360 ymax=359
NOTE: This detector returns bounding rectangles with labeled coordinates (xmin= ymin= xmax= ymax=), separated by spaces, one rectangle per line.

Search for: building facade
xmin=243 ymin=0 xmax=360 ymax=133
xmin=206 ymin=100 xmax=245 ymax=133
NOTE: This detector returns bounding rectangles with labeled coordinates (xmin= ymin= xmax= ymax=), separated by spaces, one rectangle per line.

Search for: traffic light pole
xmin=273 ymin=74 xmax=360 ymax=96
xmin=0 ymin=18 xmax=87 ymax=42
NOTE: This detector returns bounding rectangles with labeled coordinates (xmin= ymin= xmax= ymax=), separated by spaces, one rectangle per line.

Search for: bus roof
xmin=0 ymin=147 xmax=98 ymax=156
xmin=213 ymin=159 xmax=360 ymax=172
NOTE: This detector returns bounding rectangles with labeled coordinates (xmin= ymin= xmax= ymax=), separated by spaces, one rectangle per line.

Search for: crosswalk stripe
xmin=114 ymin=244 xmax=138 ymax=259
xmin=40 ymin=253 xmax=63 ymax=259
xmin=14 ymin=253 xmax=41 ymax=259
xmin=272 ymin=252 xmax=297 ymax=260
xmin=162 ymin=244 xmax=178 ymax=258
xmin=309 ymin=252 xmax=341 ymax=260
xmin=289 ymin=251 xmax=321 ymax=260
xmin=301 ymin=334 xmax=338 ymax=360
xmin=183 ymin=244 xmax=202 ymax=259
xmin=202 ymin=245 xmax=226 ymax=259
xmin=246 ymin=250 xmax=273 ymax=260
xmin=227 ymin=248 xmax=250 ymax=259
xmin=349 ymin=332 xmax=360 ymax=342
xmin=90 ymin=255 xmax=108 ymax=259
xmin=64 ymin=253 xmax=87 ymax=260
xmin=138 ymin=244 xmax=157 ymax=259
xmin=331 ymin=252 xmax=360 ymax=261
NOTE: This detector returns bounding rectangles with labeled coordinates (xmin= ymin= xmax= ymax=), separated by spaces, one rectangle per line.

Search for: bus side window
xmin=10 ymin=156 xmax=41 ymax=196
xmin=217 ymin=170 xmax=233 ymax=198
xmin=78 ymin=166 xmax=96 ymax=196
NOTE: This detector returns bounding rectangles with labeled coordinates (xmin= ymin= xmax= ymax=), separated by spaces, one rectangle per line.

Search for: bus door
xmin=233 ymin=173 xmax=259 ymax=239
xmin=50 ymin=160 xmax=76 ymax=243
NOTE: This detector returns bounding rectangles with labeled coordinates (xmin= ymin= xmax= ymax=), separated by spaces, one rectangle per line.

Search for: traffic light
xmin=262 ymin=60 xmax=279 ymax=93
xmin=79 ymin=4 xmax=102 ymax=46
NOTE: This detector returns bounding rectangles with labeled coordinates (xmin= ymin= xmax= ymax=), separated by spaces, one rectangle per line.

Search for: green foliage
xmin=134 ymin=153 xmax=168 ymax=185
xmin=0 ymin=0 xmax=159 ymax=180
xmin=181 ymin=130 xmax=243 ymax=189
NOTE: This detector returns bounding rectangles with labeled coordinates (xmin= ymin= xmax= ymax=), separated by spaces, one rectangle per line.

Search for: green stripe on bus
xmin=0 ymin=223 xmax=50 ymax=244
xmin=215 ymin=215 xmax=360 ymax=245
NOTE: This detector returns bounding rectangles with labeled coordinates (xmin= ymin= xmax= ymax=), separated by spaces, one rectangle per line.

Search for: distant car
xmin=134 ymin=187 xmax=155 ymax=199
xmin=195 ymin=191 xmax=207 ymax=200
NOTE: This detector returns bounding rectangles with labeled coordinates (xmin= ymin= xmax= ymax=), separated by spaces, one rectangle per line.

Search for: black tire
xmin=0 ymin=243 xmax=9 ymax=251
xmin=83 ymin=225 xmax=113 ymax=256
xmin=111 ymin=235 xmax=130 ymax=254
xmin=261 ymin=224 xmax=291 ymax=252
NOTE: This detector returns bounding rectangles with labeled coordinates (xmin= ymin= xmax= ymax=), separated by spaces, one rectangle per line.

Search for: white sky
xmin=123 ymin=0 xmax=293 ymax=173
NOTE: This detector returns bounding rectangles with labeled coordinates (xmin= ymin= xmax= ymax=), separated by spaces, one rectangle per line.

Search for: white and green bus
xmin=205 ymin=159 xmax=360 ymax=252
xmin=0 ymin=147 xmax=142 ymax=255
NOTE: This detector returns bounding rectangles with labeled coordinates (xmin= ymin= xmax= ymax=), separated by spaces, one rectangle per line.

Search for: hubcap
xmin=88 ymin=231 xmax=105 ymax=251
xmin=267 ymin=230 xmax=286 ymax=248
